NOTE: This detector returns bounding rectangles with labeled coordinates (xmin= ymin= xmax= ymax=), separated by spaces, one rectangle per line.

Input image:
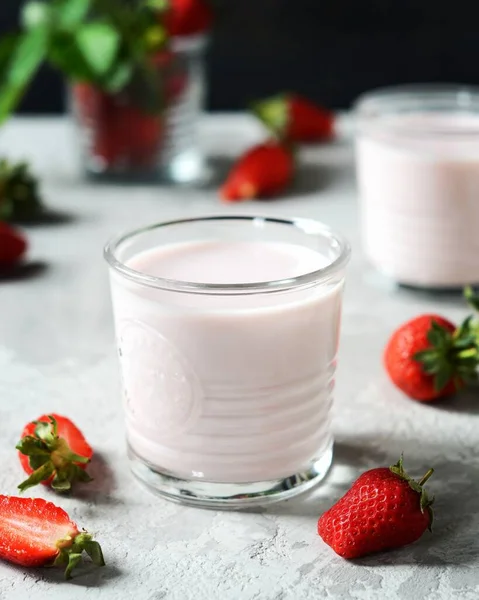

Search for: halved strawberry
xmin=17 ymin=414 xmax=93 ymax=493
xmin=0 ymin=495 xmax=104 ymax=579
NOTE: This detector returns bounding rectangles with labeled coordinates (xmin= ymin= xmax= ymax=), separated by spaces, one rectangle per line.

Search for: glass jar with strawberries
xmin=0 ymin=0 xmax=213 ymax=184
xmin=72 ymin=35 xmax=208 ymax=182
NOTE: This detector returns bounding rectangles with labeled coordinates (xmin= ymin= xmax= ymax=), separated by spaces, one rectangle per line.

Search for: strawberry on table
xmin=0 ymin=222 xmax=27 ymax=269
xmin=220 ymin=141 xmax=294 ymax=202
xmin=384 ymin=314 xmax=479 ymax=401
xmin=17 ymin=414 xmax=93 ymax=493
xmin=0 ymin=495 xmax=104 ymax=579
xmin=252 ymin=94 xmax=335 ymax=143
xmin=318 ymin=456 xmax=434 ymax=559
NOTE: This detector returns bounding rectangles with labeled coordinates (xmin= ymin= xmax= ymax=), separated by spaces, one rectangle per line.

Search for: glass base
xmin=128 ymin=442 xmax=333 ymax=509
xmin=82 ymin=152 xmax=211 ymax=186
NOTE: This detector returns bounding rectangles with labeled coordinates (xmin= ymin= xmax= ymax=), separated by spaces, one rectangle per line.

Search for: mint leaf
xmin=0 ymin=34 xmax=20 ymax=72
xmin=48 ymin=33 xmax=96 ymax=82
xmin=144 ymin=0 xmax=170 ymax=10
xmin=22 ymin=2 xmax=52 ymax=30
xmin=2 ymin=28 xmax=48 ymax=88
xmin=0 ymin=28 xmax=47 ymax=124
xmin=53 ymin=0 xmax=92 ymax=30
xmin=75 ymin=23 xmax=121 ymax=77
xmin=104 ymin=61 xmax=133 ymax=92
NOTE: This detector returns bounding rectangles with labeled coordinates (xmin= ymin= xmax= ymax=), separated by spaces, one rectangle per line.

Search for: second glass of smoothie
xmin=355 ymin=85 xmax=479 ymax=288
xmin=104 ymin=216 xmax=350 ymax=508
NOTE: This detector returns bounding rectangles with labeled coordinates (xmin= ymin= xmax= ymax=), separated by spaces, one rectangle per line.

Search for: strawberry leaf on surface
xmin=64 ymin=554 xmax=83 ymax=580
xmin=83 ymin=540 xmax=105 ymax=566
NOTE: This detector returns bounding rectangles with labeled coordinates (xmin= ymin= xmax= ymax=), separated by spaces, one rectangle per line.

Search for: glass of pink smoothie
xmin=355 ymin=85 xmax=479 ymax=289
xmin=104 ymin=216 xmax=350 ymax=507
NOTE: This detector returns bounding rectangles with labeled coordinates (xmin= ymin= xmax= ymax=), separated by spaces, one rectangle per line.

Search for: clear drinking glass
xmin=71 ymin=35 xmax=208 ymax=185
xmin=104 ymin=216 xmax=350 ymax=508
xmin=355 ymin=84 xmax=479 ymax=288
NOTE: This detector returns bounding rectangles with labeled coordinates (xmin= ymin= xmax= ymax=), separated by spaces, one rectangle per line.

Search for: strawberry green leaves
xmin=53 ymin=532 xmax=105 ymax=580
xmin=16 ymin=415 xmax=92 ymax=493
xmin=251 ymin=95 xmax=289 ymax=140
xmin=389 ymin=455 xmax=434 ymax=529
xmin=465 ymin=285 xmax=479 ymax=313
xmin=0 ymin=158 xmax=44 ymax=223
xmin=414 ymin=317 xmax=479 ymax=393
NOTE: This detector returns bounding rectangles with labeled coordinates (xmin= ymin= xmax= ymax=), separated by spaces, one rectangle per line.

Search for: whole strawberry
xmin=0 ymin=495 xmax=104 ymax=579
xmin=17 ymin=414 xmax=93 ymax=493
xmin=0 ymin=222 xmax=27 ymax=268
xmin=252 ymin=94 xmax=334 ymax=143
xmin=220 ymin=142 xmax=294 ymax=202
xmin=164 ymin=0 xmax=213 ymax=36
xmin=384 ymin=314 xmax=479 ymax=401
xmin=318 ymin=457 xmax=434 ymax=559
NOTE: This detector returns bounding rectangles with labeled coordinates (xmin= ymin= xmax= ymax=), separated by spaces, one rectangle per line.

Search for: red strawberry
xmin=164 ymin=0 xmax=213 ymax=37
xmin=384 ymin=314 xmax=478 ymax=401
xmin=220 ymin=142 xmax=294 ymax=202
xmin=318 ymin=456 xmax=434 ymax=559
xmin=73 ymin=84 xmax=163 ymax=170
xmin=0 ymin=495 xmax=104 ymax=579
xmin=17 ymin=414 xmax=93 ymax=493
xmin=252 ymin=94 xmax=334 ymax=143
xmin=0 ymin=222 xmax=27 ymax=268
xmin=152 ymin=50 xmax=189 ymax=102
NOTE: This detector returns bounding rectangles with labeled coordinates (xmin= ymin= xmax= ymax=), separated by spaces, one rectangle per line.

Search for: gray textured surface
xmin=0 ymin=116 xmax=478 ymax=599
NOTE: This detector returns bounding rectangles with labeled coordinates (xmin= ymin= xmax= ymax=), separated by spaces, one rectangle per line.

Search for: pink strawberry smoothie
xmin=357 ymin=112 xmax=479 ymax=287
xmin=109 ymin=240 xmax=344 ymax=483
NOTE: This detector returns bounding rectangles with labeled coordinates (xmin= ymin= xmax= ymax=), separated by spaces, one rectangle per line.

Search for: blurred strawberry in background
xmin=0 ymin=222 xmax=27 ymax=269
xmin=73 ymin=84 xmax=164 ymax=171
xmin=165 ymin=0 xmax=213 ymax=36
xmin=221 ymin=142 xmax=294 ymax=202
xmin=253 ymin=94 xmax=335 ymax=143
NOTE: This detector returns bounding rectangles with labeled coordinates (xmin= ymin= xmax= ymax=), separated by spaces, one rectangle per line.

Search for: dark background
xmin=2 ymin=0 xmax=479 ymax=113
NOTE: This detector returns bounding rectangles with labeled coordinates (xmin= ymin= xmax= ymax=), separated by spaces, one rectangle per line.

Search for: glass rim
xmin=104 ymin=215 xmax=351 ymax=295
xmin=354 ymin=83 xmax=479 ymax=138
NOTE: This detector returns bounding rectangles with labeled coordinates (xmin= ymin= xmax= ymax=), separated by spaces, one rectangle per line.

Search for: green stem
xmin=418 ymin=468 xmax=434 ymax=487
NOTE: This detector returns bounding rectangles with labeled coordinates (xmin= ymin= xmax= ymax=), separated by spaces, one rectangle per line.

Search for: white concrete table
xmin=0 ymin=116 xmax=477 ymax=600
